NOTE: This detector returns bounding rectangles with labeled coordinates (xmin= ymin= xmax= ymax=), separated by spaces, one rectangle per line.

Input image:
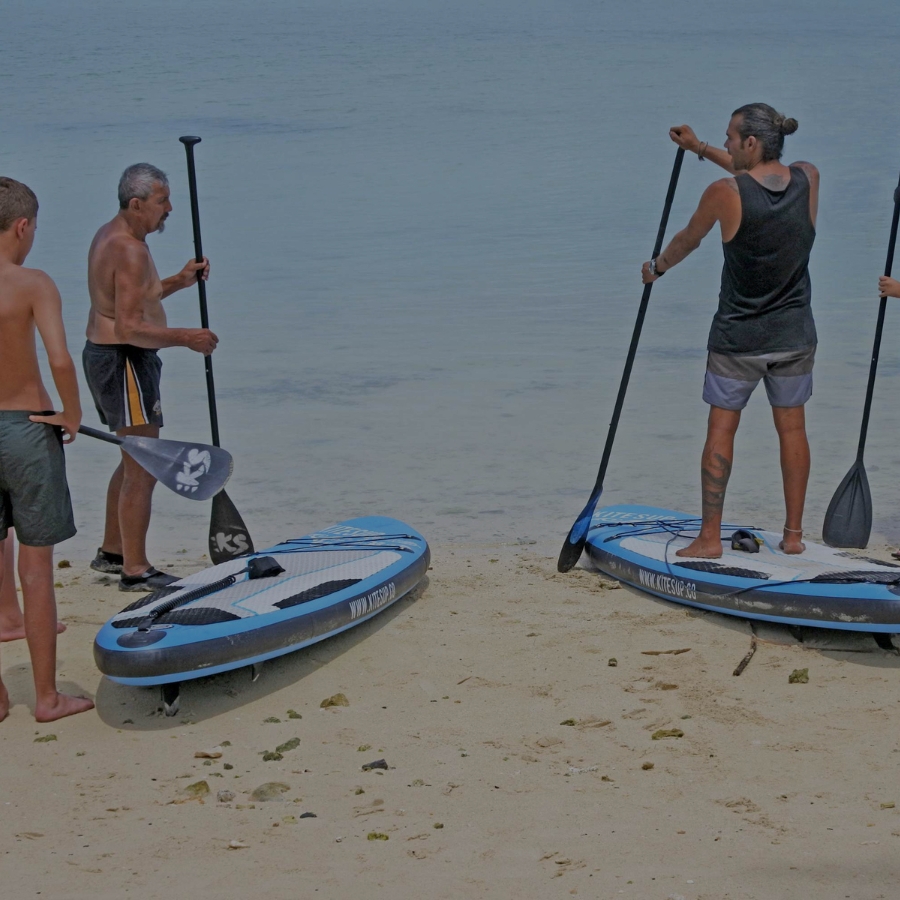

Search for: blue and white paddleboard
xmin=94 ymin=517 xmax=429 ymax=697
xmin=585 ymin=504 xmax=900 ymax=632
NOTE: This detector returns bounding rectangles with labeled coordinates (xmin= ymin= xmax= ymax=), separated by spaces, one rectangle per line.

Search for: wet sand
xmin=2 ymin=544 xmax=900 ymax=899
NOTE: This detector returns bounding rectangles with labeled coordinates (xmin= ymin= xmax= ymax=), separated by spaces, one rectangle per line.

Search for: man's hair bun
xmin=780 ymin=117 xmax=799 ymax=135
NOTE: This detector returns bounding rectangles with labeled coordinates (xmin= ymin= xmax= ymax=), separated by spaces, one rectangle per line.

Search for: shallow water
xmin=5 ymin=0 xmax=900 ymax=559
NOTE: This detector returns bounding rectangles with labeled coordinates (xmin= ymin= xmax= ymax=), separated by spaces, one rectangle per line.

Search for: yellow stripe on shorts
xmin=124 ymin=359 xmax=148 ymax=427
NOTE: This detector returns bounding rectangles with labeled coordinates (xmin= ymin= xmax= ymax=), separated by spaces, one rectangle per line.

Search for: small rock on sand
xmin=321 ymin=693 xmax=350 ymax=708
xmin=183 ymin=781 xmax=211 ymax=798
xmin=788 ymin=668 xmax=809 ymax=684
xmin=217 ymin=790 xmax=236 ymax=803
xmin=651 ymin=729 xmax=684 ymax=740
xmin=251 ymin=782 xmax=291 ymax=802
xmin=362 ymin=759 xmax=389 ymax=771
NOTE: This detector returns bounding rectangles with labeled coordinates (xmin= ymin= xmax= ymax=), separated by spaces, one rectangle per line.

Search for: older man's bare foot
xmin=0 ymin=684 xmax=9 ymax=722
xmin=779 ymin=531 xmax=806 ymax=555
xmin=676 ymin=537 xmax=723 ymax=559
xmin=0 ymin=620 xmax=67 ymax=643
xmin=34 ymin=693 xmax=94 ymax=722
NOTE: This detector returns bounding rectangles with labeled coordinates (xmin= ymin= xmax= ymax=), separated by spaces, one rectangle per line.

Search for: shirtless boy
xmin=0 ymin=176 xmax=93 ymax=721
xmin=84 ymin=163 xmax=217 ymax=591
xmin=641 ymin=103 xmax=819 ymax=559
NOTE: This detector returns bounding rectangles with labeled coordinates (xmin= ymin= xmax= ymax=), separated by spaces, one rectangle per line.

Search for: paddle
xmin=557 ymin=147 xmax=685 ymax=572
xmin=78 ymin=425 xmax=232 ymax=501
xmin=179 ymin=135 xmax=255 ymax=563
xmin=822 ymin=171 xmax=900 ymax=548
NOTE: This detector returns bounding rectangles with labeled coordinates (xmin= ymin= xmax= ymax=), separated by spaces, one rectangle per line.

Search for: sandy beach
xmin=2 ymin=541 xmax=900 ymax=899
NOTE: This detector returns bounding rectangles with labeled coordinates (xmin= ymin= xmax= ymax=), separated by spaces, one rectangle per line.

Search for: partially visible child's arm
xmin=879 ymin=276 xmax=900 ymax=299
xmin=29 ymin=273 xmax=81 ymax=443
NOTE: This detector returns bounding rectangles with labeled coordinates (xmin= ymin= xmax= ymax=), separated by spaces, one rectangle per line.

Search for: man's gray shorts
xmin=0 ymin=411 xmax=76 ymax=546
xmin=703 ymin=347 xmax=816 ymax=411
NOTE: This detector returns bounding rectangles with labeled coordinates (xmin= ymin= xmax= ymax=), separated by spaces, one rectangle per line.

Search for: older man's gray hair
xmin=118 ymin=163 xmax=168 ymax=209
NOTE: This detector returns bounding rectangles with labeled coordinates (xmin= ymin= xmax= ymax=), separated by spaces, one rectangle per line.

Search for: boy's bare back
xmin=0 ymin=257 xmax=59 ymax=412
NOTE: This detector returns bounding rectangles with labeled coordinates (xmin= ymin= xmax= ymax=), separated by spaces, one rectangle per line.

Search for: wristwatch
xmin=649 ymin=257 xmax=665 ymax=277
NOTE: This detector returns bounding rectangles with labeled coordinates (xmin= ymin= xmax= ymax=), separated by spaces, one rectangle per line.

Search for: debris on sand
xmin=560 ymin=718 xmax=577 ymax=726
xmin=227 ymin=840 xmax=248 ymax=850
xmin=195 ymin=747 xmax=223 ymax=759
xmin=642 ymin=648 xmax=691 ymax=656
xmin=788 ymin=668 xmax=809 ymax=684
xmin=33 ymin=734 xmax=57 ymax=743
xmin=57 ymin=560 xmax=71 ymax=569
xmin=217 ymin=790 xmax=236 ymax=803
xmin=651 ymin=729 xmax=684 ymax=741
xmin=367 ymin=832 xmax=389 ymax=840
xmin=263 ymin=716 xmax=282 ymax=723
xmin=299 ymin=812 xmax=317 ymax=818
xmin=262 ymin=751 xmax=283 ymax=761
xmin=642 ymin=762 xmax=655 ymax=770
xmin=321 ymin=693 xmax=350 ymax=708
xmin=608 ymin=658 xmax=618 ymax=667
xmin=275 ymin=737 xmax=300 ymax=753
xmin=251 ymin=782 xmax=290 ymax=802
xmin=287 ymin=709 xmax=302 ymax=719
xmin=362 ymin=759 xmax=389 ymax=771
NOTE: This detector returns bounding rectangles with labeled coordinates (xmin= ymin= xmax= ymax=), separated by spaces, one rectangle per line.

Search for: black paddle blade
xmin=120 ymin=436 xmax=233 ymax=501
xmin=557 ymin=490 xmax=601 ymax=572
xmin=822 ymin=461 xmax=872 ymax=548
xmin=209 ymin=490 xmax=255 ymax=563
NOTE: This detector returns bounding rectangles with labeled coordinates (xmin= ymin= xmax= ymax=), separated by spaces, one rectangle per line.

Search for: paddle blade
xmin=209 ymin=490 xmax=255 ymax=563
xmin=822 ymin=461 xmax=872 ymax=548
xmin=121 ymin=436 xmax=232 ymax=501
xmin=557 ymin=489 xmax=602 ymax=572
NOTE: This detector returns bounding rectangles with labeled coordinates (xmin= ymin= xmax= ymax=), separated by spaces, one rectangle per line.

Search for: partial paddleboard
xmin=585 ymin=504 xmax=900 ymax=632
xmin=94 ymin=516 xmax=429 ymax=712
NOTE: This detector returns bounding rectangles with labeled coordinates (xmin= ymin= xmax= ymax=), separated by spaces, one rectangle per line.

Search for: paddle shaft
xmin=179 ymin=136 xmax=221 ymax=448
xmin=590 ymin=147 xmax=685 ymax=494
xmin=855 ymin=175 xmax=900 ymax=460
xmin=78 ymin=424 xmax=124 ymax=445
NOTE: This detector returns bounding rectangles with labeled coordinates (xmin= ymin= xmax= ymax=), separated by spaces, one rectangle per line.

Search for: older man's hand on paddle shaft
xmin=162 ymin=256 xmax=210 ymax=297
xmin=185 ymin=327 xmax=219 ymax=356
xmin=878 ymin=276 xmax=900 ymax=298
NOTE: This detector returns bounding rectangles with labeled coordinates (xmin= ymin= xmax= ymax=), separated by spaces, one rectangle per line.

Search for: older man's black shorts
xmin=0 ymin=411 xmax=76 ymax=546
xmin=83 ymin=341 xmax=163 ymax=432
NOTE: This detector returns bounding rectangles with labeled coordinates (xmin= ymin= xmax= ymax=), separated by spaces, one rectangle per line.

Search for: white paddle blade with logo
xmin=79 ymin=426 xmax=233 ymax=501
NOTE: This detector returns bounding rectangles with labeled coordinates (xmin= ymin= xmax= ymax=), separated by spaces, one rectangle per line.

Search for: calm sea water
xmin=5 ymin=0 xmax=900 ymax=559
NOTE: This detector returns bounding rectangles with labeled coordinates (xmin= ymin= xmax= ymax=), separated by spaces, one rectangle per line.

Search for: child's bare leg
xmin=18 ymin=543 xmax=93 ymax=721
xmin=0 ymin=532 xmax=66 ymax=642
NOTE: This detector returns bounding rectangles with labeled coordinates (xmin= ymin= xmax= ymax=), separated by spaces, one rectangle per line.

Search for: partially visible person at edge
xmin=0 ymin=176 xmax=93 ymax=721
xmin=877 ymin=273 xmax=900 ymax=558
xmin=84 ymin=163 xmax=218 ymax=592
xmin=641 ymin=103 xmax=819 ymax=559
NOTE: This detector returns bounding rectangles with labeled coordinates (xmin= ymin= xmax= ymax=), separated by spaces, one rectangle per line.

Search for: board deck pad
xmin=585 ymin=505 xmax=900 ymax=632
xmin=94 ymin=517 xmax=429 ymax=685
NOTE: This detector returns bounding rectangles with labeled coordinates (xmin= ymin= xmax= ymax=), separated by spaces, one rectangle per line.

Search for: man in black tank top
xmin=640 ymin=103 xmax=819 ymax=559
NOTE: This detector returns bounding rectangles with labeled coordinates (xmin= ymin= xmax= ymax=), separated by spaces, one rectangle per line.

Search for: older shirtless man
xmin=0 ymin=176 xmax=93 ymax=721
xmin=84 ymin=163 xmax=217 ymax=591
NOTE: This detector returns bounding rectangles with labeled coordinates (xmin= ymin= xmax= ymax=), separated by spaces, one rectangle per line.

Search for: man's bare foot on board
xmin=0 ymin=684 xmax=9 ymax=722
xmin=779 ymin=528 xmax=805 ymax=555
xmin=676 ymin=537 xmax=724 ymax=559
xmin=0 ymin=620 xmax=67 ymax=643
xmin=34 ymin=693 xmax=94 ymax=722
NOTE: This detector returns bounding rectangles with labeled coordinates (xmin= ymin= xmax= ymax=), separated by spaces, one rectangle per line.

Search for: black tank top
xmin=707 ymin=165 xmax=817 ymax=354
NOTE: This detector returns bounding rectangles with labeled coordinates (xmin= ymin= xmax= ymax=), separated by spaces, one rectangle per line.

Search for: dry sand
xmin=2 ymin=542 xmax=900 ymax=899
